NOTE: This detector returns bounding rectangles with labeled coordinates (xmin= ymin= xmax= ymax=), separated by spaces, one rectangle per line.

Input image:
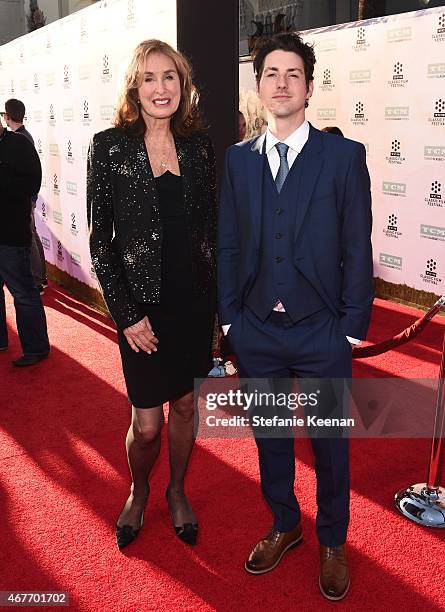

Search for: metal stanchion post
xmin=395 ymin=331 xmax=445 ymax=527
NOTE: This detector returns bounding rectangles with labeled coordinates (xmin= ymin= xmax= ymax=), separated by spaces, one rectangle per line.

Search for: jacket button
xmin=276 ymin=207 xmax=284 ymax=215
xmin=275 ymin=256 xmax=284 ymax=263
xmin=275 ymin=233 xmax=283 ymax=239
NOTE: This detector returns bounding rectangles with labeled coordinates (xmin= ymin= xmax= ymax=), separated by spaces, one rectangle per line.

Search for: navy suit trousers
xmin=228 ymin=306 xmax=352 ymax=547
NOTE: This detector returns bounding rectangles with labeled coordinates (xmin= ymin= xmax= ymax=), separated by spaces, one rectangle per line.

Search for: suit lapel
xmin=293 ymin=125 xmax=324 ymax=242
xmin=123 ymin=133 xmax=159 ymax=223
xmin=247 ymin=135 xmax=266 ymax=248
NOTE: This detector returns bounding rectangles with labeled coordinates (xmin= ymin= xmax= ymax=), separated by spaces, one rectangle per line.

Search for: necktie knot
xmin=276 ymin=142 xmax=289 ymax=159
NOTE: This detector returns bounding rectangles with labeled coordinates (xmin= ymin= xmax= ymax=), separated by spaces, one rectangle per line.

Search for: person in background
xmin=87 ymin=39 xmax=216 ymax=550
xmin=322 ymin=125 xmax=344 ymax=137
xmin=0 ymin=113 xmax=50 ymax=366
xmin=239 ymin=110 xmax=247 ymax=141
xmin=3 ymin=98 xmax=48 ymax=294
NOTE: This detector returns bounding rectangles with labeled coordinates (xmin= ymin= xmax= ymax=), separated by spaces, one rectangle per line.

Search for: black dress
xmin=117 ymin=171 xmax=215 ymax=408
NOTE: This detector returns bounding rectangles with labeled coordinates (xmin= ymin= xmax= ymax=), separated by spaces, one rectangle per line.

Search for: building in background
xmin=239 ymin=0 xmax=445 ymax=55
xmin=0 ymin=0 xmax=98 ymax=44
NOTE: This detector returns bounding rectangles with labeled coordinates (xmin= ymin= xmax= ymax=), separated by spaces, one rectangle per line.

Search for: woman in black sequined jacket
xmin=87 ymin=40 xmax=216 ymax=550
xmin=87 ymin=127 xmax=216 ymax=331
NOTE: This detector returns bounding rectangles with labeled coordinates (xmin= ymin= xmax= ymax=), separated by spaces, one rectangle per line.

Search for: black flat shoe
xmin=115 ymin=486 xmax=149 ymax=550
xmin=165 ymin=489 xmax=198 ymax=546
xmin=115 ymin=512 xmax=144 ymax=550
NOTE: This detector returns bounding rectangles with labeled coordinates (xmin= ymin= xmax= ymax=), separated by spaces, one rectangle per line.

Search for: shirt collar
xmin=262 ymin=120 xmax=310 ymax=155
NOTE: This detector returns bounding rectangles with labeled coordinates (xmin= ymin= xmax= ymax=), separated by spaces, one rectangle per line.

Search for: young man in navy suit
xmin=217 ymin=33 xmax=373 ymax=600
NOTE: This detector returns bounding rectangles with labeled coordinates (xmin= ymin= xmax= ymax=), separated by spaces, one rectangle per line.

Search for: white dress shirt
xmin=222 ymin=121 xmax=359 ymax=345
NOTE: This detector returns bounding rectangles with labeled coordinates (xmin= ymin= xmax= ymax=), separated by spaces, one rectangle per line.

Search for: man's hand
xmin=123 ymin=316 xmax=158 ymax=353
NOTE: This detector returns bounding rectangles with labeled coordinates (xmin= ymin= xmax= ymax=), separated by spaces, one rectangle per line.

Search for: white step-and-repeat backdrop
xmin=240 ymin=7 xmax=445 ymax=298
xmin=0 ymin=0 xmax=176 ymax=289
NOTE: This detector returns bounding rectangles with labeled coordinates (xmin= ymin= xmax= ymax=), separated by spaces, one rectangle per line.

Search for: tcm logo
xmin=63 ymin=65 xmax=71 ymax=88
xmin=433 ymin=13 xmax=445 ymax=42
xmin=386 ymin=139 xmax=405 ymax=165
xmin=379 ymin=253 xmax=402 ymax=270
xmin=37 ymin=139 xmax=43 ymax=156
xmin=70 ymin=252 xmax=81 ymax=266
xmin=349 ymin=69 xmax=371 ymax=83
xmin=382 ymin=181 xmax=406 ymax=197
xmin=420 ymin=259 xmax=442 ymax=286
xmin=320 ymin=68 xmax=334 ymax=91
xmin=420 ymin=224 xmax=445 ymax=241
xmin=82 ymin=100 xmax=91 ymax=125
xmin=127 ymin=0 xmax=135 ymax=26
xmin=100 ymin=105 xmax=114 ymax=121
xmin=41 ymin=201 xmax=47 ymax=220
xmin=353 ymin=27 xmax=369 ymax=52
xmin=10 ymin=79 xmax=14 ymax=95
xmin=425 ymin=181 xmax=443 ymax=208
xmin=78 ymin=65 xmax=91 ymax=80
xmin=102 ymin=54 xmax=112 ymax=82
xmin=429 ymin=99 xmax=445 ymax=126
xmin=80 ymin=17 xmax=88 ymax=40
xmin=385 ymin=106 xmax=409 ymax=120
xmin=53 ymin=211 xmax=63 ymax=225
xmin=428 ymin=63 xmax=445 ymax=79
xmin=388 ymin=61 xmax=408 ymax=88
xmin=351 ymin=101 xmax=367 ymax=126
xmin=48 ymin=104 xmax=56 ymax=126
xmin=67 ymin=140 xmax=74 ymax=164
xmin=90 ymin=267 xmax=97 ymax=281
xmin=49 ymin=143 xmax=59 ymax=156
xmin=34 ymin=73 xmax=39 ymax=92
xmin=424 ymin=145 xmax=445 ymax=161
xmin=317 ymin=108 xmax=336 ymax=120
xmin=383 ymin=214 xmax=402 ymax=239
xmin=387 ymin=27 xmax=411 ymax=43
xmin=387 ymin=214 xmax=398 ymax=231
xmin=57 ymin=240 xmax=64 ymax=261
xmin=70 ymin=212 xmax=78 ymax=236
xmin=318 ymin=39 xmax=336 ymax=52
xmin=53 ymin=173 xmax=60 ymax=195
xmin=67 ymin=182 xmax=77 ymax=196
xmin=41 ymin=236 xmax=50 ymax=250
xmin=63 ymin=107 xmax=74 ymax=122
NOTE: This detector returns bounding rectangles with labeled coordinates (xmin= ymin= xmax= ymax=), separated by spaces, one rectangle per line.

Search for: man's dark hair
xmin=252 ymin=33 xmax=316 ymax=86
xmin=5 ymin=98 xmax=26 ymax=123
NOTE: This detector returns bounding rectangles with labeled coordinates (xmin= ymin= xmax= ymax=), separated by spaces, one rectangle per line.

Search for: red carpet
xmin=1 ymin=284 xmax=444 ymax=611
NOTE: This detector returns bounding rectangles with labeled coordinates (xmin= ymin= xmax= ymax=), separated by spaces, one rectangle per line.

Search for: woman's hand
xmin=123 ymin=316 xmax=159 ymax=353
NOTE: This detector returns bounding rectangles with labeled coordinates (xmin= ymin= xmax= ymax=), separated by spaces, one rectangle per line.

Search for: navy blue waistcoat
xmin=244 ymin=151 xmax=325 ymax=322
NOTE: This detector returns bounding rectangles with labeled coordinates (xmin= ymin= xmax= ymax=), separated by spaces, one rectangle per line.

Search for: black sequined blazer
xmin=87 ymin=127 xmax=217 ymax=330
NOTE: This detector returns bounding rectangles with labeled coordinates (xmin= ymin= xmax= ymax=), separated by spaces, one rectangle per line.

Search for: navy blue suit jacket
xmin=217 ymin=124 xmax=374 ymax=340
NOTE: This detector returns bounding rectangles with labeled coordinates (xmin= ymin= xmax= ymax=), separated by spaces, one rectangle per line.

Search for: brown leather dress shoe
xmin=319 ymin=544 xmax=350 ymax=601
xmin=245 ymin=523 xmax=303 ymax=574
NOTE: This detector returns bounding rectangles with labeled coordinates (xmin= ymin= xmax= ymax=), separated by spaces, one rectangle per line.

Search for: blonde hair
xmin=114 ymin=39 xmax=204 ymax=137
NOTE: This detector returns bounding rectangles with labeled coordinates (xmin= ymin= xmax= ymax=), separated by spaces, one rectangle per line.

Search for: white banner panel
xmin=240 ymin=7 xmax=445 ymax=297
xmin=0 ymin=0 xmax=177 ymax=289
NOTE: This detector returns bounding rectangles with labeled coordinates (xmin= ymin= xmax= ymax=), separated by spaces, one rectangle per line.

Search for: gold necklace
xmin=145 ymin=136 xmax=174 ymax=175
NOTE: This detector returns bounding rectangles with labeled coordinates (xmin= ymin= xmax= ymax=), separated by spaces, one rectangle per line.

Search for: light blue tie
xmin=275 ymin=142 xmax=289 ymax=193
